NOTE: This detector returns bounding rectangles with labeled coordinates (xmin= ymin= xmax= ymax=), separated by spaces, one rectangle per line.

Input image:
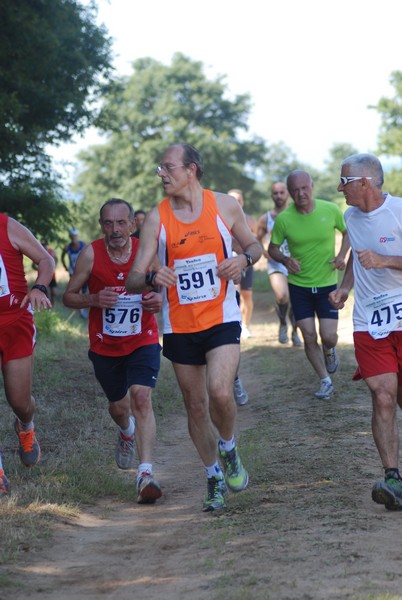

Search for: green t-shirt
xmin=270 ymin=199 xmax=346 ymax=287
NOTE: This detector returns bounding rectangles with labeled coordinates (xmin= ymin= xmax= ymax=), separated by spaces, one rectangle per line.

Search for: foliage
xmin=313 ymin=142 xmax=359 ymax=206
xmin=74 ymin=53 xmax=269 ymax=239
xmin=374 ymin=71 xmax=402 ymax=157
xmin=0 ymin=0 xmax=113 ymax=237
xmin=371 ymin=70 xmax=402 ymax=193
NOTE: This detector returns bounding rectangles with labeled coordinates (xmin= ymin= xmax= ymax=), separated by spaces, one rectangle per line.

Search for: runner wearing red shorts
xmin=329 ymin=153 xmax=402 ymax=510
xmin=0 ymin=214 xmax=54 ymax=497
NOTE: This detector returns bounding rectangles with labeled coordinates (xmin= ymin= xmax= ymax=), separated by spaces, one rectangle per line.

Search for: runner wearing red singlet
xmin=0 ymin=214 xmax=54 ymax=497
xmin=126 ymin=143 xmax=262 ymax=512
xmin=63 ymin=199 xmax=162 ymax=504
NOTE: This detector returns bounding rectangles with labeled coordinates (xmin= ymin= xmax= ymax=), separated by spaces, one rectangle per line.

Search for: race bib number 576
xmin=363 ymin=286 xmax=402 ymax=339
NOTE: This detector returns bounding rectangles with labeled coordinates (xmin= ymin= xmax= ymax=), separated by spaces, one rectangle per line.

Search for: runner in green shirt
xmin=269 ymin=170 xmax=350 ymax=400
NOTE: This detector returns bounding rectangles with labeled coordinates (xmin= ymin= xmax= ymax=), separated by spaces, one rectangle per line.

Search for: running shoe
xmin=137 ymin=473 xmax=162 ymax=504
xmin=0 ymin=468 xmax=10 ymax=497
xmin=219 ymin=446 xmax=249 ymax=492
xmin=314 ymin=380 xmax=334 ymax=400
xmin=115 ymin=416 xmax=135 ymax=470
xmin=291 ymin=331 xmax=303 ymax=347
xmin=202 ymin=475 xmax=227 ymax=512
xmin=233 ymin=377 xmax=249 ymax=406
xmin=372 ymin=476 xmax=402 ymax=510
xmin=323 ymin=347 xmax=339 ymax=374
xmin=15 ymin=419 xmax=41 ymax=467
xmin=278 ymin=324 xmax=289 ymax=344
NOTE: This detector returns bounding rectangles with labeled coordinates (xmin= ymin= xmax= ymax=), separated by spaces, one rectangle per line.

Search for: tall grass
xmin=0 ymin=293 xmax=182 ymax=564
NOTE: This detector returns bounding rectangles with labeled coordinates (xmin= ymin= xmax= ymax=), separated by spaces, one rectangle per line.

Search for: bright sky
xmin=54 ymin=0 xmax=402 ymax=174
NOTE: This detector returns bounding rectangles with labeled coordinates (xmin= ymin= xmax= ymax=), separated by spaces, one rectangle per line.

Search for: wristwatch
xmin=31 ymin=284 xmax=48 ymax=297
xmin=145 ymin=271 xmax=158 ymax=288
xmin=243 ymin=252 xmax=253 ymax=268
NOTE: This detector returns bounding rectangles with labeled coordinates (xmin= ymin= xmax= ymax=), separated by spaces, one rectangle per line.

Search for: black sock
xmin=385 ymin=468 xmax=401 ymax=481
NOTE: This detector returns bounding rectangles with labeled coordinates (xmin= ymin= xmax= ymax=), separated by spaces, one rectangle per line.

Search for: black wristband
xmin=32 ymin=284 xmax=48 ymax=297
xmin=145 ymin=271 xmax=158 ymax=288
xmin=243 ymin=252 xmax=253 ymax=268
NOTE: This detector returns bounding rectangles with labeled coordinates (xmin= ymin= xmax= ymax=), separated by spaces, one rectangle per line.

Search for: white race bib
xmin=102 ymin=293 xmax=143 ymax=336
xmin=363 ymin=286 xmax=402 ymax=339
xmin=174 ymin=253 xmax=221 ymax=305
xmin=0 ymin=254 xmax=10 ymax=297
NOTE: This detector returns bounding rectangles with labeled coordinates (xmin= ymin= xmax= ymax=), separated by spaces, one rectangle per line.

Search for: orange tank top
xmin=157 ymin=190 xmax=240 ymax=334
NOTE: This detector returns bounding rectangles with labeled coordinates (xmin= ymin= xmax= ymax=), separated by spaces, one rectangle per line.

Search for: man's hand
xmin=142 ymin=291 xmax=162 ymax=314
xmin=96 ymin=287 xmax=120 ymax=308
xmin=21 ymin=289 xmax=52 ymax=311
xmin=329 ymin=256 xmax=346 ymax=271
xmin=217 ymin=255 xmax=247 ymax=282
xmin=356 ymin=249 xmax=383 ymax=270
xmin=284 ymin=257 xmax=301 ymax=274
xmin=328 ymin=288 xmax=349 ymax=310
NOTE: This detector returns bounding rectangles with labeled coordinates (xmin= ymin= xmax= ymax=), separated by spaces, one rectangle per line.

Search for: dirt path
xmin=2 ymin=292 xmax=402 ymax=600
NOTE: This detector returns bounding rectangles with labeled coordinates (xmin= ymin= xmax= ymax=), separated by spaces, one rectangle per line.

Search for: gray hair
xmin=166 ymin=143 xmax=204 ymax=181
xmin=286 ymin=170 xmax=313 ymax=188
xmin=341 ymin=153 xmax=384 ymax=187
xmin=99 ymin=198 xmax=135 ymax=221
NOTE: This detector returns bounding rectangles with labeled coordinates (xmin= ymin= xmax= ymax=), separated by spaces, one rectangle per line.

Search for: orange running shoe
xmin=0 ymin=468 xmax=10 ymax=497
xmin=15 ymin=419 xmax=41 ymax=467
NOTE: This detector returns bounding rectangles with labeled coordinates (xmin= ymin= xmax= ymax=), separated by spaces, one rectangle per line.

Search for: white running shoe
xmin=233 ymin=377 xmax=249 ymax=406
xmin=278 ymin=324 xmax=288 ymax=344
xmin=314 ymin=380 xmax=334 ymax=400
xmin=323 ymin=347 xmax=339 ymax=374
xmin=115 ymin=416 xmax=135 ymax=470
xmin=137 ymin=473 xmax=162 ymax=504
xmin=291 ymin=331 xmax=303 ymax=347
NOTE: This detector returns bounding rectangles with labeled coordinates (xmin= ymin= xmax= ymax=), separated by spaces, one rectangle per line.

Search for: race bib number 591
xmin=174 ymin=253 xmax=221 ymax=305
xmin=363 ymin=287 xmax=402 ymax=339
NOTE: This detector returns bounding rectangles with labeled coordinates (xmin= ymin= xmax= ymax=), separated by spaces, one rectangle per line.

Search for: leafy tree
xmin=0 ymin=0 xmax=113 ymax=238
xmin=374 ymin=71 xmax=402 ymax=157
xmin=313 ymin=143 xmax=358 ymax=206
xmin=372 ymin=71 xmax=402 ymax=195
xmin=74 ymin=53 xmax=269 ymax=238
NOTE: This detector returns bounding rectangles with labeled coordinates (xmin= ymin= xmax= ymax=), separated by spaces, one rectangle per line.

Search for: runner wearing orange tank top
xmin=126 ymin=143 xmax=262 ymax=512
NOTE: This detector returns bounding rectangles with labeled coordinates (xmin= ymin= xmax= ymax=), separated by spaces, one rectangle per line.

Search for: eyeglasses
xmin=339 ymin=176 xmax=372 ymax=185
xmin=155 ymin=164 xmax=187 ymax=175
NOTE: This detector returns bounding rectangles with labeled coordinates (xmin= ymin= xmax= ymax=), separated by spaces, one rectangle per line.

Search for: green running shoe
xmin=202 ymin=476 xmax=227 ymax=512
xmin=372 ymin=477 xmax=402 ymax=510
xmin=219 ymin=446 xmax=249 ymax=492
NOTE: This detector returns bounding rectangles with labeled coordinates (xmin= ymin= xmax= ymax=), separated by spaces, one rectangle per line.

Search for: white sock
xmin=204 ymin=462 xmax=223 ymax=479
xmin=218 ymin=436 xmax=235 ymax=453
xmin=18 ymin=419 xmax=34 ymax=431
xmin=321 ymin=376 xmax=332 ymax=385
xmin=119 ymin=416 xmax=135 ymax=437
xmin=138 ymin=463 xmax=152 ymax=480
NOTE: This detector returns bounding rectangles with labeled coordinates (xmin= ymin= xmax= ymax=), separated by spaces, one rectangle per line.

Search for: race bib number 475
xmin=174 ymin=253 xmax=221 ymax=305
xmin=363 ymin=287 xmax=402 ymax=339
